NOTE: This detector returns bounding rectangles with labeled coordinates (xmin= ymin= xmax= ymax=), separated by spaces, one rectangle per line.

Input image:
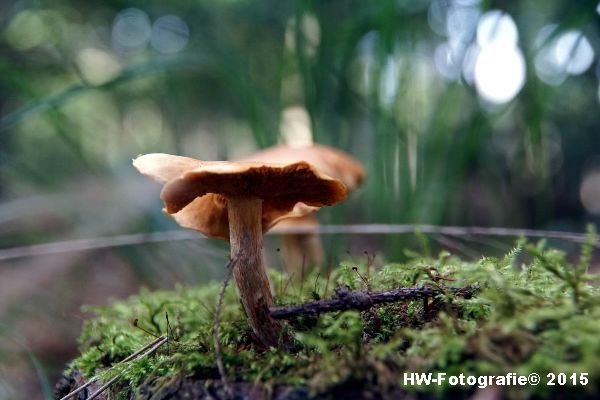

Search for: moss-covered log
xmin=56 ymin=237 xmax=600 ymax=399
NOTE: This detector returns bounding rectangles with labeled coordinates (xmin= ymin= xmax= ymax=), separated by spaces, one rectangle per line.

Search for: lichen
xmin=69 ymin=228 xmax=600 ymax=399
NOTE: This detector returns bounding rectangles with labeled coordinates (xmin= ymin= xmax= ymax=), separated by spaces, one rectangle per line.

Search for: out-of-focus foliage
xmin=67 ymin=236 xmax=600 ymax=398
xmin=2 ymin=0 xmax=600 ymax=236
xmin=1 ymin=0 xmax=600 ymax=398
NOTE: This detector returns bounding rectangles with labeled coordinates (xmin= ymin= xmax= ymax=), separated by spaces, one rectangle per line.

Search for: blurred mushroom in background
xmin=238 ymin=106 xmax=365 ymax=276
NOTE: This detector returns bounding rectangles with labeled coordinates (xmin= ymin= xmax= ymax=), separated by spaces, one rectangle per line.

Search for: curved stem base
xmin=227 ymin=196 xmax=284 ymax=347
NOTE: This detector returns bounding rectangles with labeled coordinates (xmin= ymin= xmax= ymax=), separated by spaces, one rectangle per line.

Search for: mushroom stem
xmin=227 ymin=196 xmax=284 ymax=347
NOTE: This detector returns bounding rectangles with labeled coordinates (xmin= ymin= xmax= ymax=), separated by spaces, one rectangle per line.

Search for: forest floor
xmin=55 ymin=233 xmax=600 ymax=399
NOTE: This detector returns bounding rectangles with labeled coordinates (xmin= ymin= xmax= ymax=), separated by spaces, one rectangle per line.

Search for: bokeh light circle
xmin=434 ymin=42 xmax=461 ymax=80
xmin=112 ymin=8 xmax=151 ymax=53
xmin=151 ymin=15 xmax=190 ymax=54
xmin=580 ymin=170 xmax=600 ymax=215
xmin=476 ymin=10 xmax=518 ymax=46
xmin=554 ymin=31 xmax=594 ymax=75
xmin=474 ymin=43 xmax=526 ymax=104
xmin=446 ymin=5 xmax=480 ymax=43
xmin=534 ymin=27 xmax=594 ymax=84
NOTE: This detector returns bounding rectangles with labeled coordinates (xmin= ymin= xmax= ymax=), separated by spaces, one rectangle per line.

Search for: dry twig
xmin=213 ymin=255 xmax=238 ymax=399
xmin=58 ymin=335 xmax=167 ymax=400
xmin=270 ymin=284 xmax=477 ymax=319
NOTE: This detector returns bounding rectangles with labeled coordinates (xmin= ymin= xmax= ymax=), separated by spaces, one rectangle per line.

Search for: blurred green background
xmin=1 ymin=0 xmax=599 ymax=398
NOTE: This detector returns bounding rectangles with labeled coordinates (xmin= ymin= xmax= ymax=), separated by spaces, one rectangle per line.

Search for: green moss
xmin=70 ymin=232 xmax=600 ymax=398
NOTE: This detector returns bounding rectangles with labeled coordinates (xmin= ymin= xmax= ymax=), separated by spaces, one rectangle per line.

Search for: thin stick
xmin=300 ymin=225 xmax=599 ymax=244
xmin=364 ymin=251 xmax=372 ymax=290
xmin=58 ymin=377 xmax=98 ymax=400
xmin=1 ymin=225 xmax=597 ymax=261
xmin=58 ymin=336 xmax=167 ymax=400
xmin=120 ymin=336 xmax=167 ymax=363
xmin=132 ymin=319 xmax=160 ymax=339
xmin=312 ymin=272 xmax=321 ymax=297
xmin=299 ymin=254 xmax=306 ymax=295
xmin=85 ymin=336 xmax=167 ymax=400
xmin=85 ymin=376 xmax=120 ymax=400
xmin=165 ymin=312 xmax=172 ymax=353
xmin=0 ymin=231 xmax=203 ymax=261
xmin=213 ymin=256 xmax=237 ymax=399
xmin=462 ymin=234 xmax=510 ymax=252
xmin=323 ymin=267 xmax=333 ymax=298
xmin=270 ymin=285 xmax=476 ymax=319
xmin=283 ymin=272 xmax=295 ymax=294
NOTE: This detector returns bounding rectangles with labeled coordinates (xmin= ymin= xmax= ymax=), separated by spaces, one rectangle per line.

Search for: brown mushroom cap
xmin=161 ymin=161 xmax=346 ymax=240
xmin=238 ymin=144 xmax=365 ymax=191
xmin=133 ymin=153 xmax=205 ymax=184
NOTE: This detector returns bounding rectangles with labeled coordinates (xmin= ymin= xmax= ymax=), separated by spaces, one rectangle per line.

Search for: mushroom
xmin=272 ymin=213 xmax=324 ymax=275
xmin=238 ymin=144 xmax=365 ymax=273
xmin=239 ymin=144 xmax=364 ymax=191
xmin=133 ymin=155 xmax=347 ymax=347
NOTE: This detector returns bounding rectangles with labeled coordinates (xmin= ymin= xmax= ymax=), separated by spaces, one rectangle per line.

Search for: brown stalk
xmin=227 ymin=196 xmax=283 ymax=347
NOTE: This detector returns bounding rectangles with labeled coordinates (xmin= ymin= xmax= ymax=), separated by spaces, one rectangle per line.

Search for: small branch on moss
xmin=59 ymin=335 xmax=167 ymax=400
xmin=86 ymin=336 xmax=167 ymax=400
xmin=270 ymin=284 xmax=477 ymax=319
